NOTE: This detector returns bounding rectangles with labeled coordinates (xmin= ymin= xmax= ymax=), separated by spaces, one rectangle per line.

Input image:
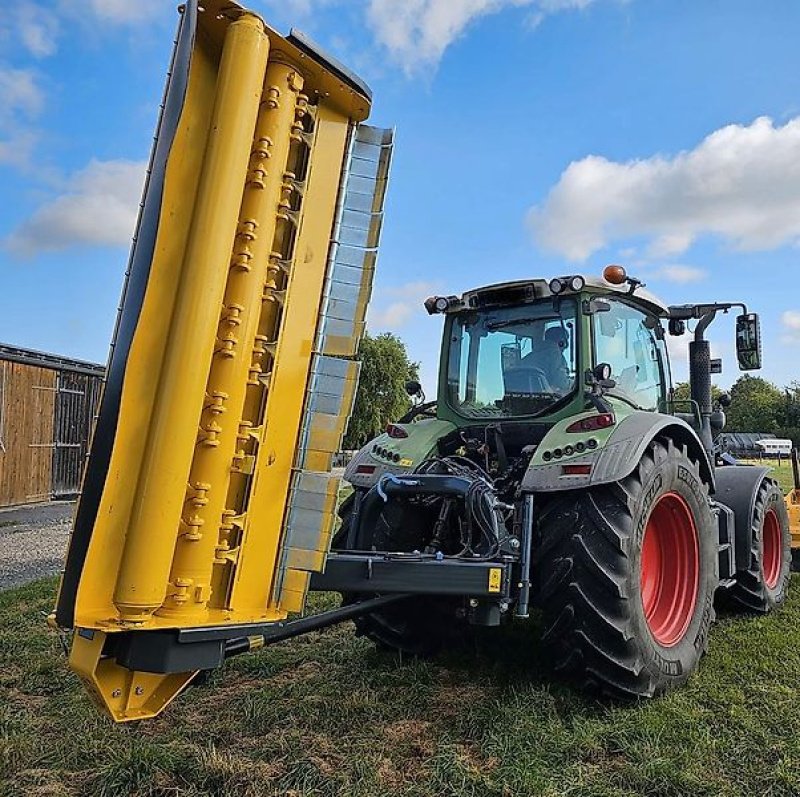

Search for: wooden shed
xmin=0 ymin=344 xmax=104 ymax=508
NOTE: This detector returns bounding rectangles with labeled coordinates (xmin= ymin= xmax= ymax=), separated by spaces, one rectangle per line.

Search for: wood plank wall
xmin=0 ymin=361 xmax=57 ymax=507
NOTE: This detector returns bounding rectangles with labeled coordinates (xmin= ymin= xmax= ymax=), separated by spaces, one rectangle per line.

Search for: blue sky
xmin=1 ymin=0 xmax=799 ymax=394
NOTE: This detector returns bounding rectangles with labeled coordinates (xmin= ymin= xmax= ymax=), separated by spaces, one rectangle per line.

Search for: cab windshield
xmin=446 ymin=299 xmax=578 ymax=418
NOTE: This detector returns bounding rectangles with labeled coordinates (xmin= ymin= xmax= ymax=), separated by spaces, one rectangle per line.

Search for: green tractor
xmin=314 ymin=265 xmax=792 ymax=698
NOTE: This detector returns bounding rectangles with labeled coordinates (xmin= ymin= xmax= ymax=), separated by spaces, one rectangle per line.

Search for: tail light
xmin=386 ymin=424 xmax=408 ymax=439
xmin=562 ymin=464 xmax=593 ymax=476
xmin=566 ymin=413 xmax=615 ymax=433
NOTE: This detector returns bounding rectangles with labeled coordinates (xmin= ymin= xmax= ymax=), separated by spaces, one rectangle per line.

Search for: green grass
xmin=740 ymin=459 xmax=797 ymax=494
xmin=3 ymin=578 xmax=800 ymax=796
xmin=772 ymin=462 xmax=794 ymax=493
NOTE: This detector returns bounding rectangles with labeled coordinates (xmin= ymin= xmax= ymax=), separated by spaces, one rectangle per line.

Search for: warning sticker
xmin=488 ymin=567 xmax=502 ymax=593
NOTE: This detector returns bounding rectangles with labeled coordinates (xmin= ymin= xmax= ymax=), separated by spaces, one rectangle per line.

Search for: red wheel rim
xmin=762 ymin=507 xmax=782 ymax=589
xmin=640 ymin=492 xmax=700 ymax=647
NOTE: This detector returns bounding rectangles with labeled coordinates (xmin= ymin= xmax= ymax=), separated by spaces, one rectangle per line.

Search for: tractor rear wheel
xmin=534 ymin=439 xmax=718 ymax=698
xmin=332 ymin=501 xmax=458 ymax=656
xmin=727 ymin=478 xmax=791 ymax=613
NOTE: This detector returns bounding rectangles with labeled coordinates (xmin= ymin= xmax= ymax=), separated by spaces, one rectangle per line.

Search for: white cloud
xmin=368 ymin=280 xmax=441 ymax=329
xmin=0 ymin=68 xmax=44 ymax=168
xmin=0 ymin=129 xmax=38 ymax=166
xmin=5 ymin=159 xmax=146 ymax=256
xmin=652 ymin=265 xmax=708 ymax=284
xmin=0 ymin=68 xmax=44 ymax=121
xmin=257 ymin=0 xmax=339 ymax=15
xmin=782 ymin=311 xmax=800 ymax=344
xmin=529 ymin=116 xmax=800 ymax=261
xmin=17 ymin=2 xmax=59 ymax=57
xmin=84 ymin=0 xmax=165 ymax=25
xmin=366 ymin=0 xmax=600 ymax=72
xmin=259 ymin=0 xmax=604 ymax=70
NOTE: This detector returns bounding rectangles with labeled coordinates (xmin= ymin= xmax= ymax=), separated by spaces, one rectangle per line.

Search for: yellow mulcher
xmin=786 ymin=450 xmax=800 ymax=566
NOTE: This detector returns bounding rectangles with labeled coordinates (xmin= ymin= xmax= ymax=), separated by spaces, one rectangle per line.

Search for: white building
xmin=756 ymin=438 xmax=793 ymax=457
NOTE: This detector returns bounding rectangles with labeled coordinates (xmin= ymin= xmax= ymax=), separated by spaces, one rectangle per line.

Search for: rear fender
xmin=344 ymin=418 xmax=456 ymax=489
xmin=714 ymin=465 xmax=771 ymax=571
xmin=521 ymin=410 xmax=714 ymax=493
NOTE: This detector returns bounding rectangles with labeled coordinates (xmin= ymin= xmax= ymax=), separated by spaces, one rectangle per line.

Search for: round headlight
xmin=434 ymin=296 xmax=450 ymax=313
xmin=569 ymin=275 xmax=585 ymax=292
xmin=549 ymin=278 xmax=564 ymax=294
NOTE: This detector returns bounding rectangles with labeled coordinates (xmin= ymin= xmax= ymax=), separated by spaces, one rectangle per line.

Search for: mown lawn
xmin=761 ymin=460 xmax=796 ymax=494
xmin=713 ymin=459 xmax=795 ymax=494
xmin=2 ymin=576 xmax=800 ymax=797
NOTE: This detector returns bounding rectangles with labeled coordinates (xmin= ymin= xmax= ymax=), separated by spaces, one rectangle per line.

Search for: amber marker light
xmin=603 ymin=264 xmax=627 ymax=285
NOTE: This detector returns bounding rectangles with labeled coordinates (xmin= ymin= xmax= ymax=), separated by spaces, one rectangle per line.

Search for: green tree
xmin=725 ymin=375 xmax=783 ymax=433
xmin=343 ymin=332 xmax=419 ymax=449
xmin=775 ymin=382 xmax=800 ymax=446
xmin=670 ymin=381 xmax=723 ymax=407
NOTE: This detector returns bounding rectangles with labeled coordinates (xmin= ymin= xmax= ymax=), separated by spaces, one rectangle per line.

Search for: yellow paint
xmin=67 ymin=3 xmax=370 ymax=633
xmin=69 ymin=630 xmax=195 ymax=723
xmin=786 ymin=489 xmax=800 ymax=550
xmin=71 ymin=11 xmax=225 ymax=629
xmin=56 ymin=0 xmax=382 ymax=721
xmin=229 ymin=105 xmax=350 ymax=615
xmin=158 ymin=60 xmax=304 ymax=621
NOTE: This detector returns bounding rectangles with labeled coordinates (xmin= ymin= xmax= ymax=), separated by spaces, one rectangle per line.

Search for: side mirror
xmin=405 ymin=379 xmax=423 ymax=398
xmin=735 ymin=313 xmax=762 ymax=371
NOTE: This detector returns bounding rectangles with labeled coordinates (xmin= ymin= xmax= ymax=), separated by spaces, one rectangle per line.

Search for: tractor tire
xmin=332 ymin=502 xmax=458 ymax=657
xmin=534 ymin=438 xmax=718 ymax=698
xmin=727 ymin=478 xmax=791 ymax=613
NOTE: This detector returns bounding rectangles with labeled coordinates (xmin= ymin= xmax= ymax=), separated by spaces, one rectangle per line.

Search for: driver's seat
xmin=503 ymin=365 xmax=552 ymax=395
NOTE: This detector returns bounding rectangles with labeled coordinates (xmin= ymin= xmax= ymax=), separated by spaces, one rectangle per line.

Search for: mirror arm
xmin=694 ymin=310 xmax=717 ymax=342
xmin=585 ymin=391 xmax=613 ymax=414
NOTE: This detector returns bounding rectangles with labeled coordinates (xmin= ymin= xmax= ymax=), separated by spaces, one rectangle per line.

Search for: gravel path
xmin=0 ymin=502 xmax=74 ymax=591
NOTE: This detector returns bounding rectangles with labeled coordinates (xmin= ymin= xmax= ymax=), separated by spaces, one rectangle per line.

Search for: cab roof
xmin=431 ymin=275 xmax=670 ymax=318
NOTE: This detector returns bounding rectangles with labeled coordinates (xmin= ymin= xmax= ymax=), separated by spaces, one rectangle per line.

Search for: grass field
xmin=3 ymin=577 xmax=800 ymax=796
xmin=743 ymin=459 xmax=797 ymax=494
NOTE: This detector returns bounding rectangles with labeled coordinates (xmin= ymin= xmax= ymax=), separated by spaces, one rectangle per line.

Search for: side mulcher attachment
xmin=785 ymin=448 xmax=800 ymax=569
xmin=52 ymin=0 xmax=392 ymax=721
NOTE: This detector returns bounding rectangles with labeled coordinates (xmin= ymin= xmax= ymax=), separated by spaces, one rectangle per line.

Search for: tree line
xmin=674 ymin=375 xmax=800 ymax=443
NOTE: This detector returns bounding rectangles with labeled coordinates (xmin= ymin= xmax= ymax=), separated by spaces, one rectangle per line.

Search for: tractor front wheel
xmin=332 ymin=501 xmax=459 ymax=656
xmin=727 ymin=478 xmax=791 ymax=613
xmin=534 ymin=439 xmax=718 ymax=698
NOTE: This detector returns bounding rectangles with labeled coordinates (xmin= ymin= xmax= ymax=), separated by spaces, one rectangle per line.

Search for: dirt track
xmin=0 ymin=501 xmax=74 ymax=590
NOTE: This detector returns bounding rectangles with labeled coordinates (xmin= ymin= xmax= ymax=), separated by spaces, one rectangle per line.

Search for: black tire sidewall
xmin=759 ymin=481 xmax=791 ymax=607
xmin=625 ymin=445 xmax=717 ymax=686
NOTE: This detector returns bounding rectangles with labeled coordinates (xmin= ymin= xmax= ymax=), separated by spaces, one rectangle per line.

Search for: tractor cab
xmin=428 ymin=269 xmax=672 ymax=431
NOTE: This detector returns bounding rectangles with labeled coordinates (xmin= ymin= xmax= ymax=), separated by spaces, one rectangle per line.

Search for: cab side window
xmin=592 ymin=300 xmax=665 ymax=410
